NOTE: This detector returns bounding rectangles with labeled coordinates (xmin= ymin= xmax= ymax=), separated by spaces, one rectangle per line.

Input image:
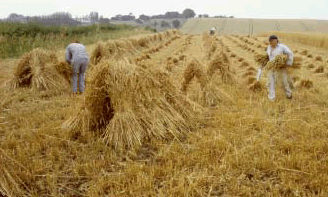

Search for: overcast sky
xmin=1 ymin=0 xmax=328 ymax=19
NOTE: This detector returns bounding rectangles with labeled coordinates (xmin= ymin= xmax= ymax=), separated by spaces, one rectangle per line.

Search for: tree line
xmin=2 ymin=9 xmax=234 ymax=28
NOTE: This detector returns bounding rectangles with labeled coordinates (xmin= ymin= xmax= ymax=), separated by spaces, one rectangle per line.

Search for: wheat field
xmin=181 ymin=18 xmax=328 ymax=35
xmin=1 ymin=29 xmax=328 ymax=196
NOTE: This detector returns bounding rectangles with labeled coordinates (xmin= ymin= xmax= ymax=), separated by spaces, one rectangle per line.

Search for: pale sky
xmin=1 ymin=0 xmax=328 ymax=20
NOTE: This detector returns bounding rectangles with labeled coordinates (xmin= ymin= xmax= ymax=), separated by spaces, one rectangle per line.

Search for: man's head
xmin=269 ymin=35 xmax=278 ymax=48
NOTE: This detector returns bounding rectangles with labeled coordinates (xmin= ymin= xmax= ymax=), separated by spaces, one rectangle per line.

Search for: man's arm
xmin=65 ymin=45 xmax=72 ymax=64
xmin=266 ymin=46 xmax=270 ymax=57
xmin=255 ymin=46 xmax=269 ymax=81
xmin=282 ymin=45 xmax=294 ymax=66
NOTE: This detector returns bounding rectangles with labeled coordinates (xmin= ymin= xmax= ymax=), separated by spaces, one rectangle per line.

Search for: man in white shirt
xmin=209 ymin=27 xmax=216 ymax=35
xmin=266 ymin=35 xmax=293 ymax=101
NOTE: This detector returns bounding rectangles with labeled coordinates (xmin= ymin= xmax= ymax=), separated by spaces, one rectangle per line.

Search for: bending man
xmin=65 ymin=41 xmax=89 ymax=94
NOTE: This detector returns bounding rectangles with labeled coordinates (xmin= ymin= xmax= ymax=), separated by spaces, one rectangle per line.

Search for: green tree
xmin=182 ymin=8 xmax=196 ymax=18
xmin=172 ymin=20 xmax=181 ymax=28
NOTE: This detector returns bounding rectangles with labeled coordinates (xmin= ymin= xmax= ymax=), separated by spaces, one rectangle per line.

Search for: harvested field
xmin=181 ymin=18 xmax=328 ymax=35
xmin=1 ymin=30 xmax=328 ymax=196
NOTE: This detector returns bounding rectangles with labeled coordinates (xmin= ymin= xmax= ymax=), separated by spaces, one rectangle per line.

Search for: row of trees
xmin=149 ymin=20 xmax=182 ymax=28
xmin=6 ymin=12 xmax=79 ymax=25
xmin=198 ymin=14 xmax=234 ymax=18
xmin=4 ymin=9 xmax=234 ymax=27
xmin=4 ymin=12 xmax=110 ymax=26
xmin=111 ymin=9 xmax=196 ymax=21
xmin=4 ymin=10 xmax=194 ymax=25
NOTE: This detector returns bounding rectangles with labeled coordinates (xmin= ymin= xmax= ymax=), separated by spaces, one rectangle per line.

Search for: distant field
xmin=260 ymin=31 xmax=328 ymax=49
xmin=181 ymin=18 xmax=328 ymax=35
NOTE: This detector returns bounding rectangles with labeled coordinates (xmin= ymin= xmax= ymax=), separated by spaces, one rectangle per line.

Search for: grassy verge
xmin=0 ymin=23 xmax=150 ymax=58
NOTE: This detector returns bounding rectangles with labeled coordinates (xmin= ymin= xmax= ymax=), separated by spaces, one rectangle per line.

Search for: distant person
xmin=264 ymin=35 xmax=294 ymax=101
xmin=65 ymin=41 xmax=89 ymax=94
xmin=209 ymin=27 xmax=216 ymax=35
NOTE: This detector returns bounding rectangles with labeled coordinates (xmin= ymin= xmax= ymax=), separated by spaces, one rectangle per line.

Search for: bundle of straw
xmin=137 ymin=37 xmax=149 ymax=48
xmin=181 ymin=59 xmax=206 ymax=92
xmin=179 ymin=55 xmax=186 ymax=61
xmin=315 ymin=56 xmax=323 ymax=61
xmin=207 ymin=53 xmax=233 ymax=83
xmin=207 ymin=42 xmax=217 ymax=58
xmin=10 ymin=48 xmax=69 ymax=92
xmin=91 ymin=42 xmax=109 ymax=65
xmin=265 ymin=54 xmax=288 ymax=70
xmin=90 ymin=31 xmax=180 ymax=65
xmin=254 ymin=53 xmax=269 ymax=67
xmin=243 ymin=71 xmax=255 ymax=77
xmin=265 ymin=54 xmax=303 ymax=71
xmin=240 ymin=62 xmax=250 ymax=68
xmin=297 ymin=79 xmax=313 ymax=89
xmin=314 ymin=66 xmax=324 ymax=73
xmin=249 ymin=81 xmax=263 ymax=92
xmin=291 ymin=56 xmax=302 ymax=69
xmin=181 ymin=58 xmax=234 ymax=107
xmin=247 ymin=77 xmax=256 ymax=85
xmin=54 ymin=61 xmax=72 ymax=83
xmin=64 ymin=59 xmax=201 ymax=149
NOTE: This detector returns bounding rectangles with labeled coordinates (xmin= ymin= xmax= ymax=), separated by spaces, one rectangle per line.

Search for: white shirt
xmin=267 ymin=43 xmax=294 ymax=66
xmin=65 ymin=43 xmax=89 ymax=64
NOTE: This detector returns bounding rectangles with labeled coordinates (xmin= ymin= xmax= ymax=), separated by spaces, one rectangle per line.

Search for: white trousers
xmin=267 ymin=69 xmax=292 ymax=100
